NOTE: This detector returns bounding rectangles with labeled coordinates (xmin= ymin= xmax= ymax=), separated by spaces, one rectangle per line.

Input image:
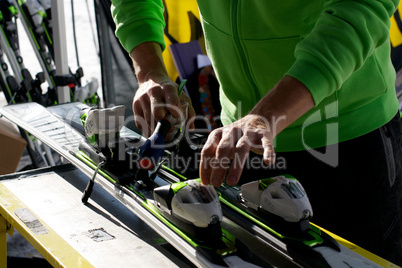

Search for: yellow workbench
xmin=0 ymin=164 xmax=191 ymax=268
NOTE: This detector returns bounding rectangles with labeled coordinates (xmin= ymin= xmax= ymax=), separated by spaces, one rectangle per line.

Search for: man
xmin=112 ymin=0 xmax=402 ymax=264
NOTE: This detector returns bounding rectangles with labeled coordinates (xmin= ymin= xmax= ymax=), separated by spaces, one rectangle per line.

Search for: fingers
xmin=208 ymin=127 xmax=242 ymax=186
xmin=163 ymin=87 xmax=182 ymax=119
xmin=226 ymin=137 xmax=250 ymax=186
xmin=200 ymin=116 xmax=276 ymax=187
xmin=133 ymin=80 xmax=176 ymax=132
xmin=200 ymin=129 xmax=222 ymax=186
xmin=134 ymin=79 xmax=198 ymax=135
xmin=141 ymin=97 xmax=152 ymax=133
xmin=148 ymin=82 xmax=178 ymax=122
xmin=133 ymin=97 xmax=150 ymax=136
xmin=262 ymin=136 xmax=276 ymax=165
xmin=200 ymin=130 xmax=251 ymax=187
xmin=149 ymin=94 xmax=165 ymax=122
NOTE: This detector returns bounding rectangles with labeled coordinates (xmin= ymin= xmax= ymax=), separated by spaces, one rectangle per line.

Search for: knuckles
xmin=216 ymin=142 xmax=232 ymax=158
xmin=147 ymin=85 xmax=164 ymax=97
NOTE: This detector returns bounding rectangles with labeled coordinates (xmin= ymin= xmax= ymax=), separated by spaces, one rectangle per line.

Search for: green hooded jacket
xmin=111 ymin=0 xmax=400 ymax=152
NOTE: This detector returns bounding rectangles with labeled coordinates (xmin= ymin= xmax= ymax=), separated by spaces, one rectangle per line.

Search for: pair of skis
xmin=58 ymin=103 xmax=387 ymax=267
xmin=0 ymin=102 xmax=387 ymax=267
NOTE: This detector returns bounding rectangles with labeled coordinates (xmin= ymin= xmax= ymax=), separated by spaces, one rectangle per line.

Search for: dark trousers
xmin=240 ymin=113 xmax=402 ymax=265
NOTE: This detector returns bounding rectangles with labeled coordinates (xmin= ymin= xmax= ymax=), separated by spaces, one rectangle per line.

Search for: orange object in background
xmin=0 ymin=118 xmax=27 ymax=175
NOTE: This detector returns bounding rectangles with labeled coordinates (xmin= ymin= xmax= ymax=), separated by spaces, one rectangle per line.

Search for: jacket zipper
xmin=231 ymin=0 xmax=261 ymax=103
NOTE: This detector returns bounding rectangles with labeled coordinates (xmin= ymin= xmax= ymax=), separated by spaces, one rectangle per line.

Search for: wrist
xmin=130 ymin=42 xmax=170 ymax=84
xmin=249 ymin=75 xmax=314 ymax=136
xmin=245 ymin=113 xmax=283 ymax=139
xmin=137 ymin=71 xmax=171 ymax=86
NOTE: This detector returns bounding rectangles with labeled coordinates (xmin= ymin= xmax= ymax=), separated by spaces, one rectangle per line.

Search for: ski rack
xmin=0 ymin=0 xmax=56 ymax=167
xmin=9 ymin=0 xmax=92 ymax=105
xmin=0 ymin=0 xmax=99 ymax=168
xmin=0 ymin=19 xmax=40 ymax=167
xmin=0 ymin=1 xmax=47 ymax=105
xmin=9 ymin=0 xmax=55 ymax=95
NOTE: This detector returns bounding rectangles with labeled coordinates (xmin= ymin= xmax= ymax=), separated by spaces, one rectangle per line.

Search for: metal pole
xmin=95 ymin=0 xmax=115 ymax=106
xmin=51 ymin=0 xmax=70 ymax=103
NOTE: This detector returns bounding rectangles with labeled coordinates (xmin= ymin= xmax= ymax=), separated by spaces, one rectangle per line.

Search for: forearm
xmin=130 ymin=42 xmax=170 ymax=84
xmin=250 ymin=75 xmax=314 ymax=138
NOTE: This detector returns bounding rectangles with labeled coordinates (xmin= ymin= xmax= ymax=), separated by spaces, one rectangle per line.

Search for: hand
xmin=199 ymin=75 xmax=315 ymax=187
xmin=133 ymin=77 xmax=195 ymax=137
xmin=130 ymin=42 xmax=195 ymax=137
xmin=200 ymin=114 xmax=276 ymax=187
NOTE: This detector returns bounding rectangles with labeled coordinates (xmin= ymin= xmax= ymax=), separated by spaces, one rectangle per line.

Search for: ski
xmin=0 ymin=102 xmax=388 ymax=267
xmin=0 ymin=46 xmax=26 ymax=103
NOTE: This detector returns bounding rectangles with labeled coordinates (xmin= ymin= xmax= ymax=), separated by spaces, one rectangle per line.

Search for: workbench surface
xmin=0 ymin=164 xmax=192 ymax=268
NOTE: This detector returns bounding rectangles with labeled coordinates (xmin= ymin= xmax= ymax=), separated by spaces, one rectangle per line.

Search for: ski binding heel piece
xmin=241 ymin=175 xmax=313 ymax=223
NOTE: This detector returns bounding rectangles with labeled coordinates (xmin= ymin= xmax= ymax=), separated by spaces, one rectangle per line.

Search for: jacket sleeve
xmin=286 ymin=0 xmax=399 ymax=106
xmin=111 ymin=0 xmax=166 ymax=54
